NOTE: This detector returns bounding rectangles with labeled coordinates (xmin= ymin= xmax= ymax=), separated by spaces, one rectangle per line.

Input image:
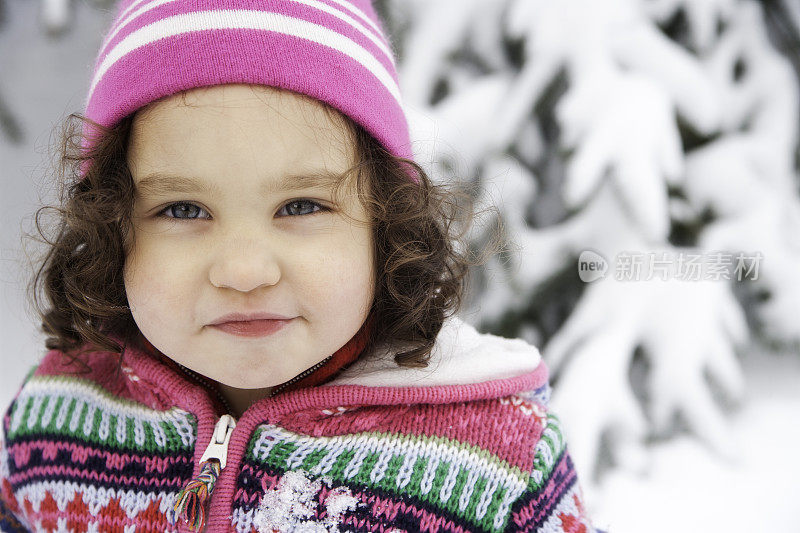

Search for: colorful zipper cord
xmin=174 ymin=458 xmax=222 ymax=531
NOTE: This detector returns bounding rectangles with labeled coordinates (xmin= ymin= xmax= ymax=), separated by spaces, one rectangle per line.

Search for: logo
xmin=577 ymin=250 xmax=608 ymax=282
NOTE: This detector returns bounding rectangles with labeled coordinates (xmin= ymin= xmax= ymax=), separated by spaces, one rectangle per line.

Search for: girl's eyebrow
xmin=135 ymin=170 xmax=343 ymax=196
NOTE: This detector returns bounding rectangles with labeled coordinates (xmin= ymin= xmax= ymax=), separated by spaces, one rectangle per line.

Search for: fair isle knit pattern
xmin=80 ymin=0 xmax=415 ymax=179
xmin=1 ymin=317 xmax=603 ymax=532
xmin=229 ymin=382 xmax=567 ymax=533
xmin=1 ymin=373 xmax=196 ymax=532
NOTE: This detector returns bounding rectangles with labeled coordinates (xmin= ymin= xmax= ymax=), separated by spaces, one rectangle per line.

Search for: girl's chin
xmin=207 ymin=361 xmax=290 ymax=389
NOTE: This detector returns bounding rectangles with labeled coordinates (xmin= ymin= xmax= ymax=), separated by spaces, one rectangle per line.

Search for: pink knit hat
xmin=80 ymin=0 xmax=414 ymax=179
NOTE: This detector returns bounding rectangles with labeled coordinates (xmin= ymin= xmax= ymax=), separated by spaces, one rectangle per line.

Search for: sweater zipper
xmin=179 ymin=352 xmax=335 ymax=408
xmin=175 ymin=414 xmax=237 ymax=531
xmin=177 ymin=363 xmax=235 ymax=415
xmin=200 ymin=414 xmax=236 ymax=468
xmin=267 ymin=353 xmax=335 ymax=397
xmin=174 ymin=355 xmax=333 ymax=529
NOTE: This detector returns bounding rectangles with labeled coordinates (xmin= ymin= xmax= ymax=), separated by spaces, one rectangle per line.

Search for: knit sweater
xmin=0 ymin=316 xmax=603 ymax=533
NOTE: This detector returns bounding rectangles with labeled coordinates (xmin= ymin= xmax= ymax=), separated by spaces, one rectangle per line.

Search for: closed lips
xmin=210 ymin=312 xmax=293 ymax=325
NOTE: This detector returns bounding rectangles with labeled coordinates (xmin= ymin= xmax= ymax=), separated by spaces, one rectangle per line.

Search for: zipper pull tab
xmin=200 ymin=414 xmax=236 ymax=469
xmin=174 ymin=415 xmax=237 ymax=531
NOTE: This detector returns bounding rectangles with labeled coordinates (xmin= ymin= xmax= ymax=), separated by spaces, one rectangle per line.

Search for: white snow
xmin=252 ymin=470 xmax=360 ymax=533
xmin=585 ymin=347 xmax=800 ymax=532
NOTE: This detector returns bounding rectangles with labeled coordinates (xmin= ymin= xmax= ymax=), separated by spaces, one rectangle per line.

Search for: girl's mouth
xmin=210 ymin=318 xmax=292 ymax=337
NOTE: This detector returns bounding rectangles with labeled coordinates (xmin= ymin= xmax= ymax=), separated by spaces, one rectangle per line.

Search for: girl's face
xmin=124 ymin=84 xmax=374 ymax=397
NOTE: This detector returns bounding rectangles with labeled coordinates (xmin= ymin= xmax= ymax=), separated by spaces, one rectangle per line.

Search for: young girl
xmin=1 ymin=1 xmax=604 ymax=532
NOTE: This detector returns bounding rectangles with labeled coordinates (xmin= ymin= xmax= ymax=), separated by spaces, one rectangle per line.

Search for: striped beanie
xmin=80 ymin=0 xmax=414 ymax=178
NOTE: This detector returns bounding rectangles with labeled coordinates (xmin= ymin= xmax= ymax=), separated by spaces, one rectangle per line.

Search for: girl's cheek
xmin=311 ymin=248 xmax=372 ymax=300
xmin=124 ymin=235 xmax=184 ymax=289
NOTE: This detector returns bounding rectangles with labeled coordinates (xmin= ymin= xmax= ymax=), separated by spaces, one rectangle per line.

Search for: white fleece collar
xmin=324 ymin=314 xmax=542 ymax=387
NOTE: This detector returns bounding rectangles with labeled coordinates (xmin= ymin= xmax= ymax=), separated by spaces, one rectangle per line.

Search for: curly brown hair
xmin=25 ymin=91 xmax=504 ymax=373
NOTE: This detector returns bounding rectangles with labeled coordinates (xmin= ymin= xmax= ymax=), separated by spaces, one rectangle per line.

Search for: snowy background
xmin=1 ymin=0 xmax=800 ymax=531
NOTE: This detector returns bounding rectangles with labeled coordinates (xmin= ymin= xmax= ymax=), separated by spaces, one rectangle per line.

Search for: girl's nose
xmin=208 ymin=236 xmax=281 ymax=293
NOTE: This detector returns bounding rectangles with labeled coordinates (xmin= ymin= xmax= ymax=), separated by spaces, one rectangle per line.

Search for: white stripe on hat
xmin=318 ymin=0 xmax=385 ymax=37
xmin=99 ymin=0 xmax=178 ymax=59
xmin=295 ymin=0 xmax=395 ymax=65
xmin=292 ymin=0 xmax=394 ymax=65
xmin=87 ymin=10 xmax=403 ymax=109
xmin=97 ymin=0 xmax=394 ymax=77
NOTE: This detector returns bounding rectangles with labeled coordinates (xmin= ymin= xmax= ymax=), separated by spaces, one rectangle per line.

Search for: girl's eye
xmin=278 ymin=199 xmax=326 ymax=217
xmin=159 ymin=202 xmax=210 ymax=220
xmin=157 ymin=199 xmax=327 ymax=220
